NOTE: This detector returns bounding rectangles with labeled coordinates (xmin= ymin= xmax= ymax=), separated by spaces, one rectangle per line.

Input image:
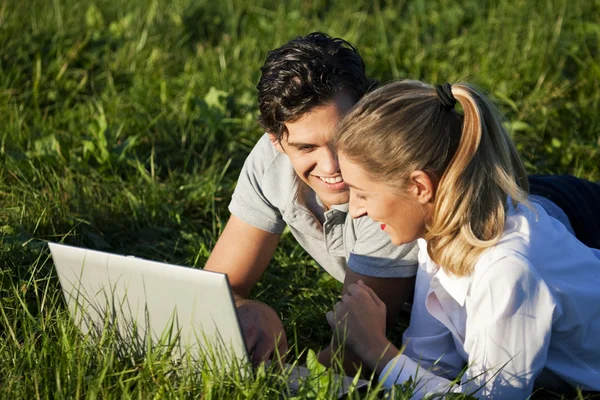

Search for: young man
xmin=204 ymin=33 xmax=419 ymax=368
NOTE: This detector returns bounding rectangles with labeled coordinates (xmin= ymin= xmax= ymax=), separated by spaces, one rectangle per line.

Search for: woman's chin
xmin=388 ymin=233 xmax=414 ymax=247
xmin=388 ymin=234 xmax=404 ymax=246
xmin=382 ymin=225 xmax=413 ymax=246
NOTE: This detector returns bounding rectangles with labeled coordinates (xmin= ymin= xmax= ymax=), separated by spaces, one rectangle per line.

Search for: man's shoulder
xmin=246 ymin=133 xmax=281 ymax=167
xmin=240 ymin=133 xmax=298 ymax=210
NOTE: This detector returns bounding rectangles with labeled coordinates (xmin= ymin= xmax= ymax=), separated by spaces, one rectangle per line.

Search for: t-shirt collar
xmin=314 ymin=194 xmax=349 ymax=213
xmin=329 ymin=202 xmax=349 ymax=212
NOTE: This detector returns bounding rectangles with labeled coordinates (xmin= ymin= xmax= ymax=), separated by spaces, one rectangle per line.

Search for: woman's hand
xmin=326 ymin=280 xmax=399 ymax=373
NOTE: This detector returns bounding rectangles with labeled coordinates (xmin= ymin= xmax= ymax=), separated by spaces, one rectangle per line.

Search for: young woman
xmin=326 ymin=80 xmax=600 ymax=398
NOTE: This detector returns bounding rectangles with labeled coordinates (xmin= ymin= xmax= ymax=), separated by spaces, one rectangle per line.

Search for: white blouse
xmin=379 ymin=203 xmax=600 ymax=398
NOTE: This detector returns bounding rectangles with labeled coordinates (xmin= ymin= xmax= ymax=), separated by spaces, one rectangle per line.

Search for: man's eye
xmin=297 ymin=145 xmax=315 ymax=152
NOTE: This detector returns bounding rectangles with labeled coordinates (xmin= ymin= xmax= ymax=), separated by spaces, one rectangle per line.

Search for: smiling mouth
xmin=317 ymin=176 xmax=344 ymax=184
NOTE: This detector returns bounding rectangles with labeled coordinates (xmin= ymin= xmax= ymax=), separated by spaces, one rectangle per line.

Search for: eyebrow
xmin=286 ymin=141 xmax=317 ymax=148
xmin=345 ymin=181 xmax=365 ymax=191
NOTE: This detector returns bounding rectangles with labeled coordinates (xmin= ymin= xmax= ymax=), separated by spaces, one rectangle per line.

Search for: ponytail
xmin=426 ymin=84 xmax=530 ymax=275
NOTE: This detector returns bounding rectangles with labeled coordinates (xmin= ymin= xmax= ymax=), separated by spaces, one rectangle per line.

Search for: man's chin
xmin=319 ymin=192 xmax=350 ymax=207
xmin=305 ymin=180 xmax=349 ymax=206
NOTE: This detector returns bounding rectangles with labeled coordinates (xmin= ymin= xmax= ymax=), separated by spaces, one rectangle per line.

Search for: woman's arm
xmin=385 ymin=254 xmax=557 ymax=399
xmin=327 ymin=254 xmax=558 ymax=399
xmin=454 ymin=254 xmax=556 ymax=398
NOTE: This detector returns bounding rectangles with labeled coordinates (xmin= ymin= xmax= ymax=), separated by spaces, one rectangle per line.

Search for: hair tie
xmin=435 ymin=83 xmax=456 ymax=110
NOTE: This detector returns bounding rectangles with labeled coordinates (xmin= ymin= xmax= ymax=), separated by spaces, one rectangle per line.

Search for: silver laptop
xmin=48 ymin=242 xmax=368 ymax=397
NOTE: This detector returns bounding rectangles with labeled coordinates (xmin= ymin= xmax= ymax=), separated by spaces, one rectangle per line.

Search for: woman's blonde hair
xmin=335 ymin=80 xmax=529 ymax=276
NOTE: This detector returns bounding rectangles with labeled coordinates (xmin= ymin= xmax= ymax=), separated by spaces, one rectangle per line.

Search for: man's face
xmin=270 ymin=93 xmax=356 ymax=208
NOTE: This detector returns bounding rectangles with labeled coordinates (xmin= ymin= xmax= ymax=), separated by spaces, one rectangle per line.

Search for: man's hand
xmin=204 ymin=216 xmax=285 ymax=366
xmin=236 ymin=297 xmax=288 ymax=367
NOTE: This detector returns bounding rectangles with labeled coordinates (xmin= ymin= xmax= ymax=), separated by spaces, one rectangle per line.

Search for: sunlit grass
xmin=1 ymin=0 xmax=599 ymax=398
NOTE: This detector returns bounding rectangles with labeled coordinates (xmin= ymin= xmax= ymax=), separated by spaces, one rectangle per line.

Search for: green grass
xmin=1 ymin=0 xmax=599 ymax=398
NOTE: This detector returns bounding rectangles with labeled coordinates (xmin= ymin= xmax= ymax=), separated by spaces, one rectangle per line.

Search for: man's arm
xmin=204 ymin=215 xmax=286 ymax=366
xmin=205 ymin=215 xmax=280 ymax=297
xmin=320 ymin=269 xmax=416 ymax=373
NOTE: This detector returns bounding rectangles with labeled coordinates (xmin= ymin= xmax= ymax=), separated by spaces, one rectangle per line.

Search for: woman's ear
xmin=268 ymin=133 xmax=286 ymax=154
xmin=409 ymin=170 xmax=435 ymax=204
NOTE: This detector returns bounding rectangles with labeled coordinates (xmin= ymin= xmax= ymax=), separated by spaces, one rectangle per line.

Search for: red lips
xmin=380 ymin=224 xmax=386 ymax=230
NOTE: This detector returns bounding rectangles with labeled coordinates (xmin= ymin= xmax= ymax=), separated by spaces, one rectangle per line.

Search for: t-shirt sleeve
xmin=228 ymin=135 xmax=287 ymax=234
xmin=347 ymin=216 xmax=419 ymax=278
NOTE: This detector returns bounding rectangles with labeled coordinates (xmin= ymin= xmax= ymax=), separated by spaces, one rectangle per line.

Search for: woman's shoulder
xmin=473 ymin=245 xmax=535 ymax=286
xmin=474 ymin=200 xmax=598 ymax=285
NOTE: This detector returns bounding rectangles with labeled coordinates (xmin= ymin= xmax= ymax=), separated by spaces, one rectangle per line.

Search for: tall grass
xmin=1 ymin=0 xmax=599 ymax=398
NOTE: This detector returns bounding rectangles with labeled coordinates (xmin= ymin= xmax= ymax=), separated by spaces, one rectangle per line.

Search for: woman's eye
xmin=355 ymin=193 xmax=367 ymax=200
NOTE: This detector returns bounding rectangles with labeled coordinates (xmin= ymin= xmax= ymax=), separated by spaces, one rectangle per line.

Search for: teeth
xmin=320 ymin=176 xmax=343 ymax=184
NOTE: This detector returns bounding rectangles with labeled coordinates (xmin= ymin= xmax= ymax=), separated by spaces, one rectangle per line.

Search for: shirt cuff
xmin=379 ymin=355 xmax=455 ymax=398
xmin=347 ymin=256 xmax=418 ymax=278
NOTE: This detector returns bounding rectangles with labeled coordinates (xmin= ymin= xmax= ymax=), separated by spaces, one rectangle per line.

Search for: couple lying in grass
xmin=204 ymin=32 xmax=600 ymax=398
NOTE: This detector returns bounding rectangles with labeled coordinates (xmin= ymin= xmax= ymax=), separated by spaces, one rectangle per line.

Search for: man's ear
xmin=268 ymin=133 xmax=285 ymax=154
xmin=408 ymin=170 xmax=435 ymax=204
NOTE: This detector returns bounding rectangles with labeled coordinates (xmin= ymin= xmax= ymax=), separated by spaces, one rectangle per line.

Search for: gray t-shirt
xmin=229 ymin=134 xmax=418 ymax=282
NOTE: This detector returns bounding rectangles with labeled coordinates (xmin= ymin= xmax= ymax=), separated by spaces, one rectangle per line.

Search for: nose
xmin=319 ymin=146 xmax=339 ymax=175
xmin=349 ymin=195 xmax=367 ymax=219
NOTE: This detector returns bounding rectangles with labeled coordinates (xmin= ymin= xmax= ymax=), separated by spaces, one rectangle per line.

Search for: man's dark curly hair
xmin=257 ymin=32 xmax=374 ymax=141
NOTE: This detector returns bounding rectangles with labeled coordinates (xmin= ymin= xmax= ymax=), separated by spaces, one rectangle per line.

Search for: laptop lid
xmin=49 ymin=242 xmax=369 ymax=397
xmin=48 ymin=242 xmax=250 ymax=371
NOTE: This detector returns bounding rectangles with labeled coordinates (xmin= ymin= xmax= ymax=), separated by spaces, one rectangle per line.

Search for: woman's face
xmin=338 ymin=152 xmax=432 ymax=246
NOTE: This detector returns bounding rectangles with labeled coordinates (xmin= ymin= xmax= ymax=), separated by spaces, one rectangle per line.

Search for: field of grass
xmin=1 ymin=0 xmax=599 ymax=398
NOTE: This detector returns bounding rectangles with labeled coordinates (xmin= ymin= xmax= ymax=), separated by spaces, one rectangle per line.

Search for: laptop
xmin=48 ymin=242 xmax=369 ymax=397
